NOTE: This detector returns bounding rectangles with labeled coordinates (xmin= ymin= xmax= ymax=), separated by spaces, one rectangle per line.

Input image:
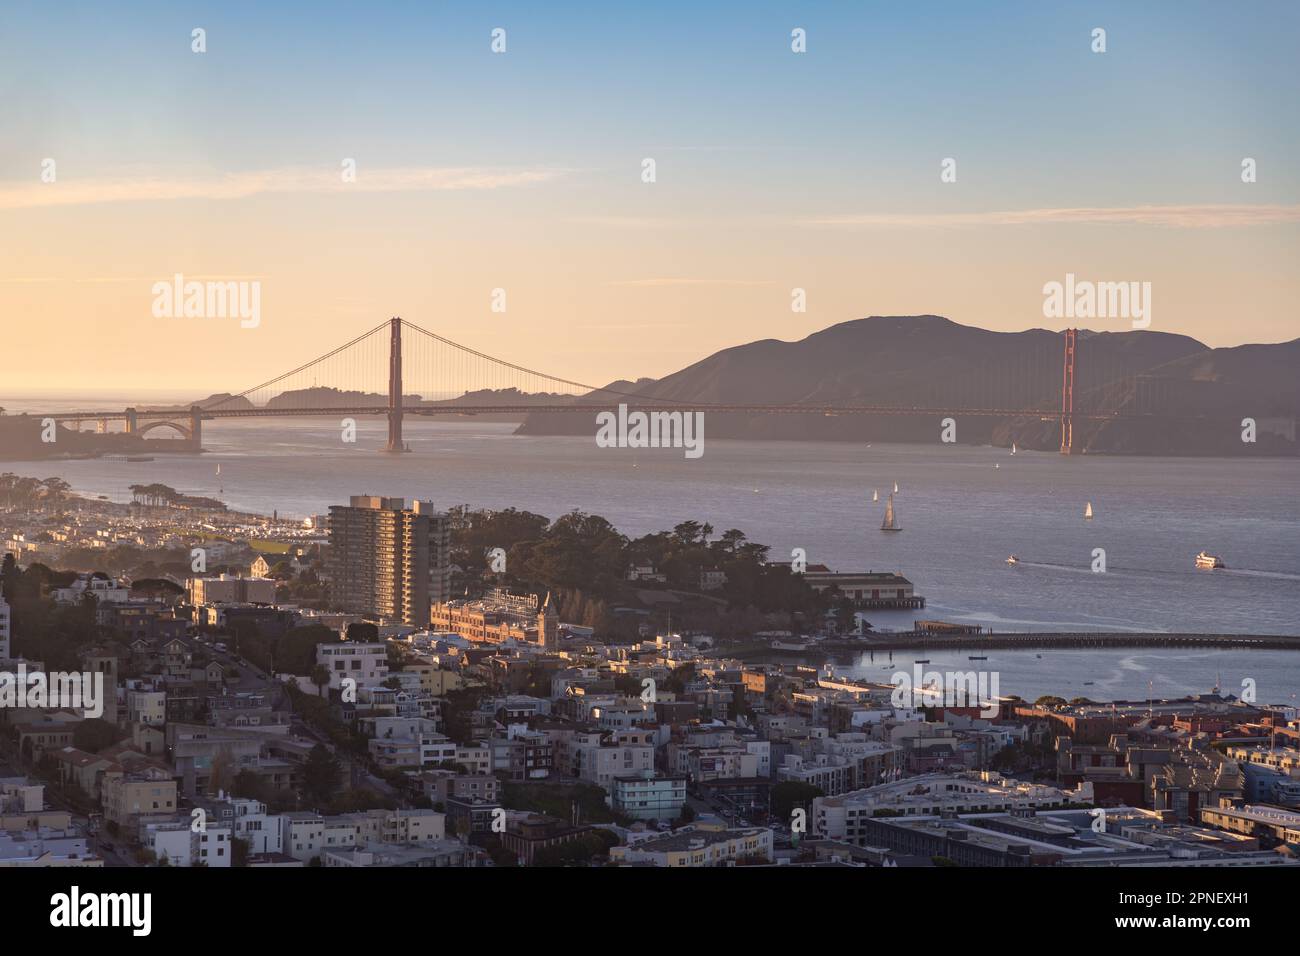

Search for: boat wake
xmin=1221 ymin=568 xmax=1300 ymax=582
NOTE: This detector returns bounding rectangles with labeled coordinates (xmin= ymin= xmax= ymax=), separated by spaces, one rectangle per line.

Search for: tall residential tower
xmin=327 ymin=496 xmax=450 ymax=625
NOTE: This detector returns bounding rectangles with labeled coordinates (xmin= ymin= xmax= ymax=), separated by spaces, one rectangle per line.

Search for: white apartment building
xmin=317 ymin=641 xmax=389 ymax=689
xmin=217 ymin=797 xmax=282 ymax=855
xmin=360 ymin=717 xmax=449 ymax=769
xmin=51 ymin=574 xmax=129 ymax=605
xmin=571 ymin=729 xmax=655 ymax=789
xmin=144 ymin=820 xmax=232 ymax=868
xmin=127 ymin=689 xmax=167 ymax=726
xmin=281 ymin=814 xmax=359 ymax=862
xmin=608 ymin=772 xmax=688 ymax=821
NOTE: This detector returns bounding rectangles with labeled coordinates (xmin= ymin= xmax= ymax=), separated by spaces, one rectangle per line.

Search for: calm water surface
xmin=3 ymin=413 xmax=1299 ymax=700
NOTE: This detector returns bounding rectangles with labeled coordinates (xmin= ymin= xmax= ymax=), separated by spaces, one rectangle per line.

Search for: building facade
xmin=327 ymin=496 xmax=450 ymax=625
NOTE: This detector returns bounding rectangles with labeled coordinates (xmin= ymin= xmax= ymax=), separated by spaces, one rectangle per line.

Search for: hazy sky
xmin=2 ymin=1 xmax=1297 ymax=396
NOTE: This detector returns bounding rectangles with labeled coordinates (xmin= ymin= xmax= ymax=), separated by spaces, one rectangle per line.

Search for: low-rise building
xmin=610 ymin=826 xmax=773 ymax=867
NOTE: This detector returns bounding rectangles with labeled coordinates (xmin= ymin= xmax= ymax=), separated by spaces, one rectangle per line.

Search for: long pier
xmin=817 ymin=632 xmax=1300 ymax=652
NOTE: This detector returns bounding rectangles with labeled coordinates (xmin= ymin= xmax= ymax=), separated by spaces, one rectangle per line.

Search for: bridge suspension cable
xmin=207 ymin=319 xmax=391 ymax=410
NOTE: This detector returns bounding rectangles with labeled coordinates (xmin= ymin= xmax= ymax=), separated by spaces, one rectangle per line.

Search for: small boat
xmin=968 ymin=655 xmax=987 ymax=661
xmin=872 ymin=489 xmax=879 ymax=502
xmin=914 ymin=659 xmax=930 ymax=664
xmin=1195 ymin=551 xmax=1226 ymax=569
xmin=1036 ymin=653 xmax=1042 ymax=658
xmin=880 ymin=493 xmax=902 ymax=532
xmin=1006 ymin=555 xmax=1019 ymax=565
xmin=1084 ymin=501 xmax=1094 ymax=520
xmin=995 ymin=463 xmax=1000 ymax=469
xmin=1083 ymin=681 xmax=1095 ymax=686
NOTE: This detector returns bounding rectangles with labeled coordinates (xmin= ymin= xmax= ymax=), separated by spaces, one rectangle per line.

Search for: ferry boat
xmin=770 ymin=638 xmax=816 ymax=652
xmin=1005 ymin=555 xmax=1019 ymax=565
xmin=1195 ymin=551 xmax=1226 ymax=569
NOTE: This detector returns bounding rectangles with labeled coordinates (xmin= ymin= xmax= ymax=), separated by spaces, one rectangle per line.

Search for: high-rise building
xmin=0 ymin=593 xmax=10 ymax=658
xmin=327 ymin=496 xmax=450 ymax=625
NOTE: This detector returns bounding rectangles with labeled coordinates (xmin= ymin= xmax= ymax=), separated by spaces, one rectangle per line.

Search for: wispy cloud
xmin=802 ymin=203 xmax=1300 ymax=229
xmin=0 ymin=165 xmax=567 ymax=210
xmin=569 ymin=215 xmax=691 ymax=229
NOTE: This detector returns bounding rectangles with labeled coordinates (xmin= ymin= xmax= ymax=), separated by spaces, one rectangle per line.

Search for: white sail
xmin=1085 ymin=501 xmax=1094 ymax=519
xmin=881 ymin=493 xmax=901 ymax=531
xmin=872 ymin=489 xmax=879 ymax=502
xmin=1011 ymin=442 xmax=1017 ymax=455
xmin=893 ymin=481 xmax=899 ymax=494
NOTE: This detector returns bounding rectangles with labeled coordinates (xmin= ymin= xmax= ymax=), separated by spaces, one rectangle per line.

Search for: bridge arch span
xmin=136 ymin=420 xmax=193 ymax=439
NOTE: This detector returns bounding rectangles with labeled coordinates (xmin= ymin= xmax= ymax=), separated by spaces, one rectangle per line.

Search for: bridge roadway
xmin=46 ymin=402 xmax=1142 ymax=424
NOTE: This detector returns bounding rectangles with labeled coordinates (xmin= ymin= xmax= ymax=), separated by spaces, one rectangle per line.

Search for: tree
xmin=302 ymin=744 xmax=343 ymax=805
xmin=345 ymin=622 xmax=379 ymax=643
xmin=771 ymin=781 xmax=823 ymax=820
xmin=310 ymin=664 xmax=330 ymax=698
xmin=72 ymin=718 xmax=122 ymax=754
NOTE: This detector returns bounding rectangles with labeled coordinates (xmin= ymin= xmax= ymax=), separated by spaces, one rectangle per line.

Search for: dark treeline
xmin=448 ymin=506 xmax=842 ymax=638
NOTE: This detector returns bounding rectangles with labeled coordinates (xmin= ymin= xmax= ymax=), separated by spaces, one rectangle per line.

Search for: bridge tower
xmin=124 ymin=408 xmax=138 ymax=433
xmin=385 ymin=316 xmax=404 ymax=453
xmin=189 ymin=405 xmax=204 ymax=452
xmin=1060 ymin=328 xmax=1077 ymax=454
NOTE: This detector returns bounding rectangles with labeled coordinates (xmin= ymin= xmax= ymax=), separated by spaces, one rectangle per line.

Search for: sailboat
xmin=881 ymin=493 xmax=902 ymax=532
xmin=893 ymin=481 xmax=899 ymax=494
xmin=1011 ymin=442 xmax=1017 ymax=455
xmin=872 ymin=489 xmax=879 ymax=502
xmin=216 ymin=463 xmax=223 ymax=494
xmin=1084 ymin=501 xmax=1094 ymax=520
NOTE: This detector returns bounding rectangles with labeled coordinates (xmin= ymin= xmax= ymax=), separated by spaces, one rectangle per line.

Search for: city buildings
xmin=316 ymin=641 xmax=389 ymax=690
xmin=609 ymin=827 xmax=774 ymax=867
xmin=608 ymin=771 xmax=688 ymax=822
xmin=187 ymin=574 xmax=277 ymax=606
xmin=429 ymin=588 xmax=558 ymax=649
xmin=327 ymin=496 xmax=450 ymax=625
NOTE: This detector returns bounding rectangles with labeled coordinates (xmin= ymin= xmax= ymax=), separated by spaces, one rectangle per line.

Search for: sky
xmin=1 ymin=0 xmax=1297 ymax=397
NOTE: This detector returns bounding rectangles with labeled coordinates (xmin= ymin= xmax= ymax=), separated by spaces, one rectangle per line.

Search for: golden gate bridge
xmin=46 ymin=318 xmax=1179 ymax=455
